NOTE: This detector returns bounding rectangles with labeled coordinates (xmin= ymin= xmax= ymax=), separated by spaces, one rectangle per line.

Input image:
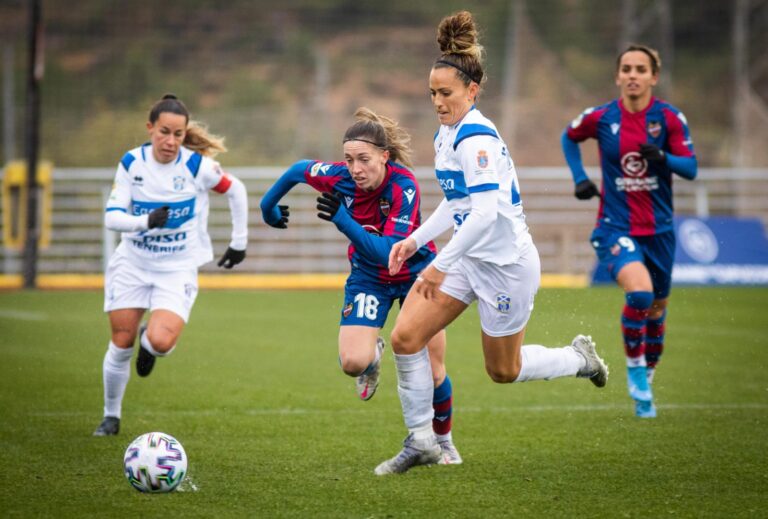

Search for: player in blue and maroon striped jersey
xmin=260 ymin=108 xmax=461 ymax=464
xmin=562 ymin=44 xmax=698 ymax=418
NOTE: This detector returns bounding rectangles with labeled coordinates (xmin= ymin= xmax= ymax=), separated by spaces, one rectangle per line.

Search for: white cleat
xmin=356 ymin=337 xmax=385 ymax=401
xmin=437 ymin=439 xmax=463 ymax=465
xmin=374 ymin=433 xmax=441 ymax=475
xmin=571 ymin=334 xmax=609 ymax=388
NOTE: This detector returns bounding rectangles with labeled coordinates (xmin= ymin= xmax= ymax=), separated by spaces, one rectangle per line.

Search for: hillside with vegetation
xmin=0 ymin=0 xmax=765 ymax=167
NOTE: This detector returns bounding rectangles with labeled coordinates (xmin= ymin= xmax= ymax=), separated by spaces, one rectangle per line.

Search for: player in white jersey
xmin=94 ymin=94 xmax=249 ymax=436
xmin=374 ymin=11 xmax=609 ymax=475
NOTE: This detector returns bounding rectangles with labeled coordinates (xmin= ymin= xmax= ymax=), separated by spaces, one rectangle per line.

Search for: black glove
xmin=269 ymin=205 xmax=290 ymax=229
xmin=147 ymin=206 xmax=170 ymax=229
xmin=639 ymin=143 xmax=666 ymax=163
xmin=317 ymin=192 xmax=342 ymax=222
xmin=217 ymin=247 xmax=246 ymax=269
xmin=574 ymin=180 xmax=600 ymax=200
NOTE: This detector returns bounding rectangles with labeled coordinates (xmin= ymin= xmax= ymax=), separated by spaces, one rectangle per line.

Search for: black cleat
xmin=136 ymin=325 xmax=156 ymax=377
xmin=93 ymin=416 xmax=120 ymax=436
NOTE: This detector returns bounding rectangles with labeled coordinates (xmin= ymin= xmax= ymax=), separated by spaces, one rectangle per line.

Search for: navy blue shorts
xmin=339 ymin=272 xmax=412 ymax=328
xmin=590 ymin=228 xmax=676 ymax=299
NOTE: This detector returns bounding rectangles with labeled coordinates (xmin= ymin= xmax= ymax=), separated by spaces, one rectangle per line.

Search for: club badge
xmin=342 ymin=303 xmax=354 ymax=318
xmin=647 ymin=121 xmax=662 ymax=138
xmin=379 ymin=198 xmax=391 ymax=216
xmin=477 ymin=150 xmax=489 ymax=168
xmin=496 ymin=294 xmax=511 ymax=313
xmin=173 ymin=176 xmax=185 ymax=191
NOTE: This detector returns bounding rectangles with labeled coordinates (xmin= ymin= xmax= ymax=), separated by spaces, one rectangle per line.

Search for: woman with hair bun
xmin=375 ymin=11 xmax=608 ymax=475
xmin=93 ymin=94 xmax=249 ymax=436
xmin=260 ymin=107 xmax=462 ymax=465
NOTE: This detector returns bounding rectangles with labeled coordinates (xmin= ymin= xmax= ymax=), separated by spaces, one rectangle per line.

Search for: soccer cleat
xmin=356 ymin=337 xmax=385 ymax=401
xmin=136 ymin=325 xmax=156 ymax=377
xmin=635 ymin=400 xmax=657 ymax=418
xmin=93 ymin=416 xmax=120 ymax=436
xmin=571 ymin=335 xmax=609 ymax=387
xmin=374 ymin=433 xmax=441 ymax=475
xmin=437 ymin=439 xmax=463 ymax=465
xmin=626 ymin=366 xmax=653 ymax=402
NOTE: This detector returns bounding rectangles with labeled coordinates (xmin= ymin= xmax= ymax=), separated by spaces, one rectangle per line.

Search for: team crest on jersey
xmin=342 ymin=302 xmax=353 ymax=318
xmin=610 ymin=244 xmax=621 ymax=256
xmin=647 ymin=121 xmax=662 ymax=138
xmin=379 ymin=198 xmax=391 ymax=216
xmin=496 ymin=294 xmax=511 ymax=313
xmin=620 ymin=151 xmax=647 ymax=177
xmin=173 ymin=176 xmax=186 ymax=191
xmin=477 ymin=150 xmax=489 ymax=168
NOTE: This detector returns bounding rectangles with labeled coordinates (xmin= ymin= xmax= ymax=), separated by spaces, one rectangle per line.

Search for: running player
xmin=93 ymin=94 xmax=249 ymax=436
xmin=561 ymin=44 xmax=697 ymax=418
xmin=375 ymin=11 xmax=608 ymax=475
xmin=260 ymin=107 xmax=461 ymax=465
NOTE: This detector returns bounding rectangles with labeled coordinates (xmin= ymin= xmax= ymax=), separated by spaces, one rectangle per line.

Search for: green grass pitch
xmin=1 ymin=287 xmax=767 ymax=517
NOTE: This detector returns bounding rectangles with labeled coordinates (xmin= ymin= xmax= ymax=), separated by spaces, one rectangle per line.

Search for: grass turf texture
xmin=1 ymin=287 xmax=766 ymax=518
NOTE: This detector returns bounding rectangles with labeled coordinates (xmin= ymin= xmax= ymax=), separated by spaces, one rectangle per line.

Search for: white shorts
xmin=439 ymin=244 xmax=541 ymax=337
xmin=104 ymin=251 xmax=199 ymax=322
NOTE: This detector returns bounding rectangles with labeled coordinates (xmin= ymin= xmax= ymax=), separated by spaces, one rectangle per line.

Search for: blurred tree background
xmin=0 ymin=0 xmax=766 ymax=168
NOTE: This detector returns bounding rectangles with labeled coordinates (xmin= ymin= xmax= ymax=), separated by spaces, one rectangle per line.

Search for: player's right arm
xmin=104 ymin=154 xmax=168 ymax=232
xmin=259 ymin=160 xmax=315 ymax=228
xmin=562 ymin=107 xmax=602 ymax=200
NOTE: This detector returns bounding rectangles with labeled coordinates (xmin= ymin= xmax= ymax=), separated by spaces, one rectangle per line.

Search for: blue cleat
xmin=635 ymin=400 xmax=657 ymax=418
xmin=627 ymin=365 xmax=653 ymax=402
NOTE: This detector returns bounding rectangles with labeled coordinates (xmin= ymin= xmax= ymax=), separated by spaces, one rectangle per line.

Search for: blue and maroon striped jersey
xmin=566 ymin=97 xmax=695 ymax=236
xmin=303 ymin=160 xmax=437 ymax=283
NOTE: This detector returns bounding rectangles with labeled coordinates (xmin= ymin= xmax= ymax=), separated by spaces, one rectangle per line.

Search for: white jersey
xmin=433 ymin=107 xmax=532 ymax=265
xmin=106 ymin=144 xmax=229 ymax=271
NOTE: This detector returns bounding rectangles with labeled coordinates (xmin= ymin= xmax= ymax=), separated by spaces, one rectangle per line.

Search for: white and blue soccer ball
xmin=123 ymin=432 xmax=187 ymax=493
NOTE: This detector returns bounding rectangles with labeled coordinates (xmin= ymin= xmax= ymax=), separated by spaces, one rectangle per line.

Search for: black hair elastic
xmin=435 ymin=59 xmax=481 ymax=84
xmin=342 ymin=137 xmax=385 ymax=148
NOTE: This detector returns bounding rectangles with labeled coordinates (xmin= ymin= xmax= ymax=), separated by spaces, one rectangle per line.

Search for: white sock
xmin=394 ymin=348 xmax=434 ymax=432
xmin=436 ymin=432 xmax=453 ymax=443
xmin=102 ymin=341 xmax=133 ymax=418
xmin=140 ymin=329 xmax=174 ymax=357
xmin=515 ymin=344 xmax=584 ymax=382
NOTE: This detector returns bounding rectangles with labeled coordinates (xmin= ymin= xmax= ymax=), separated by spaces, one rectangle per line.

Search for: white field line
xmin=0 ymin=309 xmax=48 ymax=321
xmin=28 ymin=402 xmax=768 ymax=418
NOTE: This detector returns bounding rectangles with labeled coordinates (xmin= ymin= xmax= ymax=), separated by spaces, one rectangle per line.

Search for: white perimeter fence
xmin=1 ymin=167 xmax=766 ymax=275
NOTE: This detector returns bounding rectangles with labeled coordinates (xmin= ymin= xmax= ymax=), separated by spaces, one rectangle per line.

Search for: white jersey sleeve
xmin=105 ymin=155 xmax=149 ymax=232
xmin=195 ymin=159 xmax=248 ymax=252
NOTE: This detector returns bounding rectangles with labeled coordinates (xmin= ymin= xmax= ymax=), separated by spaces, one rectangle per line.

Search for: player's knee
xmin=390 ymin=326 xmax=421 ymax=355
xmin=485 ymin=362 xmax=521 ymax=384
xmin=111 ymin=329 xmax=137 ymax=349
xmin=626 ymin=291 xmax=654 ymax=310
xmin=338 ymin=353 xmax=368 ymax=377
xmin=145 ymin=330 xmax=176 ymax=354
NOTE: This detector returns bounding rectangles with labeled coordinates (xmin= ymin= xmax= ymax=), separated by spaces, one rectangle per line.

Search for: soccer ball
xmin=123 ymin=432 xmax=187 ymax=493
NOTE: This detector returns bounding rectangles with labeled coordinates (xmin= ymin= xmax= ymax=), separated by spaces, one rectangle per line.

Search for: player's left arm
xmin=659 ymin=108 xmax=697 ymax=180
xmin=200 ymin=161 xmax=249 ymax=268
xmin=316 ymin=192 xmax=397 ymax=266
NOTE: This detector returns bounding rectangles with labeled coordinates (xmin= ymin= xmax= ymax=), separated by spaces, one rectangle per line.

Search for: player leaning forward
xmin=93 ymin=94 xmax=248 ymax=436
xmin=374 ymin=11 xmax=609 ymax=475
